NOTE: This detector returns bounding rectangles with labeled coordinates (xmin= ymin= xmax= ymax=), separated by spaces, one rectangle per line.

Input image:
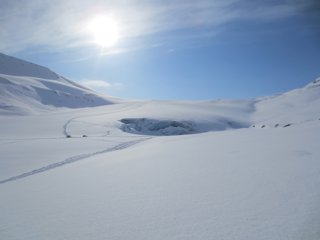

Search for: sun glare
xmin=87 ymin=15 xmax=120 ymax=48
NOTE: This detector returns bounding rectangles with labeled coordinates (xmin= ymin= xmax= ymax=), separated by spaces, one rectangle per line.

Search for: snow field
xmin=1 ymin=52 xmax=320 ymax=239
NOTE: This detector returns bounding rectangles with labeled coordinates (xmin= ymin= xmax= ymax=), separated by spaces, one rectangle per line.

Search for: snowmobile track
xmin=0 ymin=137 xmax=151 ymax=185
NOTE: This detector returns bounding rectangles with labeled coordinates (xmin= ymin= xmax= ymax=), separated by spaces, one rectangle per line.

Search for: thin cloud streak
xmin=0 ymin=0 xmax=313 ymax=54
xmin=80 ymin=79 xmax=123 ymax=91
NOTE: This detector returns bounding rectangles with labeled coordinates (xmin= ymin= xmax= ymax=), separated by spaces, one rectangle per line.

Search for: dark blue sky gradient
xmin=12 ymin=1 xmax=320 ymax=100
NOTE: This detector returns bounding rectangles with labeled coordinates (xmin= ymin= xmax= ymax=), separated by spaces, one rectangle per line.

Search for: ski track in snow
xmin=63 ymin=118 xmax=75 ymax=137
xmin=62 ymin=102 xmax=146 ymax=137
xmin=0 ymin=137 xmax=151 ymax=185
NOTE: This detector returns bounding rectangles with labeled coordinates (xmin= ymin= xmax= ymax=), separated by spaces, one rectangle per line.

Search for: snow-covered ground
xmin=0 ymin=53 xmax=320 ymax=239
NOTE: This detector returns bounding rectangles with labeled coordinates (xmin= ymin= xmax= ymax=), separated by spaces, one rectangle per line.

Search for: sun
xmin=86 ymin=15 xmax=120 ymax=48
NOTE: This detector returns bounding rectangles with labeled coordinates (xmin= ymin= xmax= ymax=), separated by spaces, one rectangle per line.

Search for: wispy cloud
xmin=0 ymin=0 xmax=314 ymax=54
xmin=80 ymin=79 xmax=123 ymax=91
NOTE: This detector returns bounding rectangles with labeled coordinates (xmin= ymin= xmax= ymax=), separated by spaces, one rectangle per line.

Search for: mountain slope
xmin=0 ymin=53 xmax=60 ymax=80
xmin=252 ymin=77 xmax=320 ymax=126
xmin=0 ymin=53 xmax=115 ymax=115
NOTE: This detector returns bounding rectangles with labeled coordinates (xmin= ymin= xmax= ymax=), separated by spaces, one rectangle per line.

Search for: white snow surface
xmin=0 ymin=53 xmax=320 ymax=239
xmin=0 ymin=53 xmax=116 ymax=115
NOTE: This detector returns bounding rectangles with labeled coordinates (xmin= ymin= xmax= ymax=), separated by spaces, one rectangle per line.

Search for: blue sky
xmin=1 ymin=0 xmax=319 ymax=100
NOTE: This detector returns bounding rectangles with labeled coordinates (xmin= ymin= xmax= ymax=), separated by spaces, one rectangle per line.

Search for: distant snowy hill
xmin=0 ymin=53 xmax=115 ymax=115
xmin=0 ymin=53 xmax=60 ymax=80
xmin=252 ymin=76 xmax=320 ymax=126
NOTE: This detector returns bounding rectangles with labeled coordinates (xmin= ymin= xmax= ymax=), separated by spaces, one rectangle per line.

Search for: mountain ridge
xmin=0 ymin=53 xmax=116 ymax=115
xmin=0 ymin=52 xmax=319 ymax=123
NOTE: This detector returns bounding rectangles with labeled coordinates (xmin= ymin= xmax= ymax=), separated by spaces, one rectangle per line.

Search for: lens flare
xmin=87 ymin=15 xmax=120 ymax=48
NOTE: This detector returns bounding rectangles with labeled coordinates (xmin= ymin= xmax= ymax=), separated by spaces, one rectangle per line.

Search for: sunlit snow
xmin=0 ymin=53 xmax=320 ymax=240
